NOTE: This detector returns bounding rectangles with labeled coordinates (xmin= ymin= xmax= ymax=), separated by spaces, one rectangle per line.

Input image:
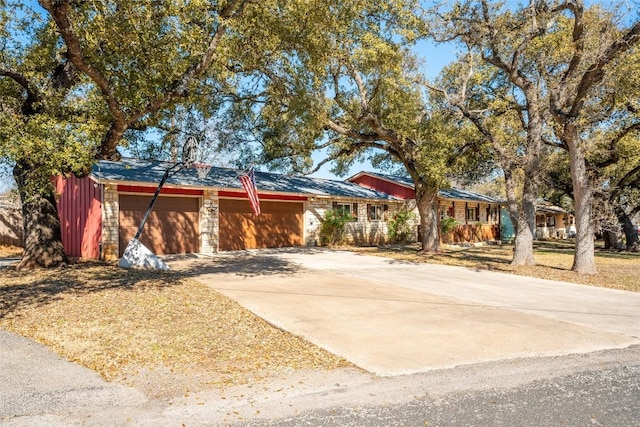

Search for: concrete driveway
xmin=168 ymin=248 xmax=640 ymax=376
xmin=0 ymin=257 xmax=19 ymax=268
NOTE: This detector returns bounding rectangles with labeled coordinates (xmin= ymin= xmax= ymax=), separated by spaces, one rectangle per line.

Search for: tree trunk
xmin=13 ymin=161 xmax=68 ymax=270
xmin=504 ymin=167 xmax=536 ymax=266
xmin=568 ymin=140 xmax=597 ymax=275
xmin=416 ymin=184 xmax=440 ymax=253
xmin=615 ymin=206 xmax=639 ymax=251
xmin=511 ymin=198 xmax=536 ymax=266
xmin=95 ymin=122 xmax=126 ymax=160
xmin=602 ymin=230 xmax=619 ymax=250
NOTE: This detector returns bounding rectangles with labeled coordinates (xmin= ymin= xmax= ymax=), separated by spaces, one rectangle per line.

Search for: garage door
xmin=219 ymin=199 xmax=303 ymax=251
xmin=119 ymin=195 xmax=200 ymax=256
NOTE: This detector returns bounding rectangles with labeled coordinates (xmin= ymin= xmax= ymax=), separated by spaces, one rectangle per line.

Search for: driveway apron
xmin=168 ymin=249 xmax=640 ymax=376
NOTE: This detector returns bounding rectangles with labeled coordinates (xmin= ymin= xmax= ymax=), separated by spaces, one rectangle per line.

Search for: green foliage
xmin=0 ymin=2 xmax=103 ymax=194
xmin=319 ymin=209 xmax=353 ymax=246
xmin=388 ymin=209 xmax=416 ymax=243
xmin=440 ymin=217 xmax=458 ymax=244
xmin=216 ymin=1 xmax=439 ymax=173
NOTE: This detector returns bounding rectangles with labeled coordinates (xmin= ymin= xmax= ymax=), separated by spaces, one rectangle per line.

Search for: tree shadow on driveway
xmin=166 ymin=251 xmax=303 ymax=278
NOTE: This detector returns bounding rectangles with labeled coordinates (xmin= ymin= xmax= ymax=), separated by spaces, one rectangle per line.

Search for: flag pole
xmin=132 ymin=137 xmax=197 ymax=240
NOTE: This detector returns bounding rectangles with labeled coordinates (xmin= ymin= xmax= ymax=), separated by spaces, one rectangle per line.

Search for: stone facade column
xmin=101 ymin=185 xmax=119 ymax=260
xmin=305 ymin=198 xmax=330 ymax=246
xmin=201 ymin=190 xmax=219 ymax=253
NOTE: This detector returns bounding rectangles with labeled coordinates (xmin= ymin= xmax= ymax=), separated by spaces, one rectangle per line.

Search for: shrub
xmin=389 ymin=209 xmax=417 ymax=243
xmin=440 ymin=217 xmax=458 ymax=243
xmin=319 ymin=209 xmax=353 ymax=246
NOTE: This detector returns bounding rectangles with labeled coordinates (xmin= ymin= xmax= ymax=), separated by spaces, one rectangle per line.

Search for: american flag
xmin=239 ymin=169 xmax=261 ymax=215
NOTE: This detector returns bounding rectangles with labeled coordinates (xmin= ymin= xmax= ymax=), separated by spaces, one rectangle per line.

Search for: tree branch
xmin=0 ymin=67 xmax=42 ymax=115
xmin=594 ymin=121 xmax=640 ymax=168
xmin=346 ymin=61 xmax=369 ymax=114
xmin=569 ymin=19 xmax=640 ymax=117
xmin=39 ymin=0 xmax=124 ymax=124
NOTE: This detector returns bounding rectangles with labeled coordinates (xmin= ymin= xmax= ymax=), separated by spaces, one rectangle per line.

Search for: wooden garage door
xmin=219 ymin=199 xmax=303 ymax=251
xmin=119 ymin=195 xmax=199 ymax=256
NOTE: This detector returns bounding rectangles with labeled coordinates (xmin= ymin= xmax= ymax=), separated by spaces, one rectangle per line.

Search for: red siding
xmin=351 ymin=175 xmax=415 ymax=199
xmin=55 ymin=175 xmax=102 ymax=259
xmin=117 ymin=185 xmax=204 ymax=196
xmin=218 ymin=190 xmax=308 ymax=201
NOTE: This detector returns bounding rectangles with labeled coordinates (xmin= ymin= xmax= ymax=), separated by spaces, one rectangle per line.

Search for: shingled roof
xmin=348 ymin=171 xmax=502 ymax=204
xmin=438 ymin=188 xmax=501 ymax=204
xmin=91 ymin=158 xmax=397 ymax=200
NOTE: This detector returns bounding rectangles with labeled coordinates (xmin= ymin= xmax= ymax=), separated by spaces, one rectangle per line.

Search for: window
xmin=333 ymin=202 xmax=357 ymax=221
xmin=367 ymin=204 xmax=388 ymax=221
xmin=335 ymin=203 xmax=352 ymax=216
xmin=490 ymin=207 xmax=498 ymax=223
xmin=467 ymin=207 xmax=477 ymax=222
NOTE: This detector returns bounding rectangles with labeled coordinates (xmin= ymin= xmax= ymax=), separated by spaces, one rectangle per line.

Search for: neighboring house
xmin=496 ymin=203 xmax=575 ymax=243
xmin=347 ymin=172 xmax=503 ymax=244
xmin=535 ymin=204 xmax=575 ymax=239
xmin=0 ymin=193 xmax=23 ymax=247
xmin=55 ymin=158 xmax=408 ymax=260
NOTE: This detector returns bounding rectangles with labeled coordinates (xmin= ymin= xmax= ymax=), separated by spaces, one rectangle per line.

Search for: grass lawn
xmin=0 ymin=260 xmax=350 ymax=400
xmin=349 ymin=240 xmax=639 ymax=292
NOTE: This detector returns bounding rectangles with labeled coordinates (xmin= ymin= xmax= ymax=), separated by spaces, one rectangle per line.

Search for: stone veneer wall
xmin=101 ymin=185 xmax=119 ymax=260
xmin=201 ymin=190 xmax=218 ymax=253
xmin=305 ymin=198 xmax=417 ymax=246
xmin=304 ymin=197 xmax=328 ymax=246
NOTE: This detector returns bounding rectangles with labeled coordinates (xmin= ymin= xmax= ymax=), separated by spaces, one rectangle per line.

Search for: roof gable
xmin=348 ymin=171 xmax=414 ymax=189
xmin=348 ymin=171 xmax=501 ymax=204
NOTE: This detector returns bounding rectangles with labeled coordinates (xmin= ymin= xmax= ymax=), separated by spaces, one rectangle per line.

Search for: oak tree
xmin=222 ymin=1 xmax=489 ymax=252
xmin=1 ymin=2 xmax=100 ymax=268
xmin=433 ymin=0 xmax=640 ymax=274
xmin=431 ymin=1 xmax=549 ymax=266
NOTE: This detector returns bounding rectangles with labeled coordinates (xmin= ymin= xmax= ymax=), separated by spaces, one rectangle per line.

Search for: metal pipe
xmin=133 ymin=162 xmax=184 ymax=241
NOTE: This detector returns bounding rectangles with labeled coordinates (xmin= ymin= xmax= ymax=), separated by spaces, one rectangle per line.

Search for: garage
xmin=119 ymin=194 xmax=200 ymax=256
xmin=219 ymin=198 xmax=304 ymax=251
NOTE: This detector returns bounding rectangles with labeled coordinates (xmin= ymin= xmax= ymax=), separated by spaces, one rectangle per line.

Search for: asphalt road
xmin=241 ymin=362 xmax=640 ymax=427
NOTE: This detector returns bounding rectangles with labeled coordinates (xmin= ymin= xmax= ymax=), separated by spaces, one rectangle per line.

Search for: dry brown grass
xmin=0 ymin=262 xmax=350 ymax=399
xmin=0 ymin=244 xmax=22 ymax=258
xmin=351 ymin=240 xmax=640 ymax=292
